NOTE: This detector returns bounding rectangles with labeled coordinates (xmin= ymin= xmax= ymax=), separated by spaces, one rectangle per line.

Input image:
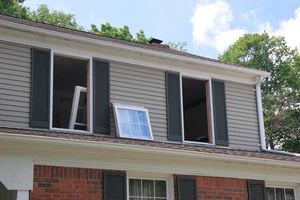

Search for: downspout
xmin=256 ymin=76 xmax=267 ymax=150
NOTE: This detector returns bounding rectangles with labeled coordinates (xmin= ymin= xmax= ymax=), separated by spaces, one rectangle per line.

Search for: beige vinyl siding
xmin=225 ymin=81 xmax=261 ymax=150
xmin=0 ymin=41 xmax=31 ymax=128
xmin=110 ymin=62 xmax=167 ymax=141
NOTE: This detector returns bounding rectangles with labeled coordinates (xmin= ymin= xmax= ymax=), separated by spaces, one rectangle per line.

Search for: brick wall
xmin=30 ymin=165 xmax=103 ymax=200
xmin=196 ymin=176 xmax=248 ymax=200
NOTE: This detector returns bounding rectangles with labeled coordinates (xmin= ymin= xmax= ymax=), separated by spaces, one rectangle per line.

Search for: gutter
xmin=0 ymin=18 xmax=270 ymax=78
xmin=256 ymin=76 xmax=267 ymax=150
xmin=0 ymin=132 xmax=300 ymax=169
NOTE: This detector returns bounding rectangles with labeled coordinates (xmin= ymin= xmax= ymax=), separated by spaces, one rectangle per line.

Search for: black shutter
xmin=166 ymin=71 xmax=182 ymax=141
xmin=93 ymin=59 xmax=110 ymax=134
xmin=177 ymin=176 xmax=196 ymax=200
xmin=248 ymin=180 xmax=265 ymax=200
xmin=103 ymin=171 xmax=126 ymax=200
xmin=30 ymin=48 xmax=50 ymax=128
xmin=212 ymin=79 xmax=229 ymax=146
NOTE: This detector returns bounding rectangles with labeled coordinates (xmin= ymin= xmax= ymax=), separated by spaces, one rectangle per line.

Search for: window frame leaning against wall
xmin=180 ymin=73 xmax=216 ymax=145
xmin=49 ymin=50 xmax=94 ymax=133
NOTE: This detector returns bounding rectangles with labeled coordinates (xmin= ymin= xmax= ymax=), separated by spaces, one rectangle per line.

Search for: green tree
xmin=0 ymin=0 xmax=28 ymax=18
xmin=219 ymin=32 xmax=300 ymax=152
xmin=28 ymin=4 xmax=83 ymax=30
xmin=91 ymin=23 xmax=150 ymax=44
xmin=168 ymin=41 xmax=187 ymax=52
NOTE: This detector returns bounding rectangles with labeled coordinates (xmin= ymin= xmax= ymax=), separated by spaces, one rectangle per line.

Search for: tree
xmin=28 ymin=4 xmax=83 ymax=30
xmin=219 ymin=32 xmax=300 ymax=152
xmin=168 ymin=41 xmax=187 ymax=52
xmin=0 ymin=0 xmax=28 ymax=18
xmin=90 ymin=23 xmax=150 ymax=44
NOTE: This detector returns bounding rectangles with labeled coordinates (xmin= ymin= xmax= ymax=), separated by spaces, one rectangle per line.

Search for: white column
xmin=17 ymin=190 xmax=29 ymax=200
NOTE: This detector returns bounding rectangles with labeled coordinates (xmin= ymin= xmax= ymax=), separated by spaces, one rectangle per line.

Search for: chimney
xmin=148 ymin=38 xmax=170 ymax=49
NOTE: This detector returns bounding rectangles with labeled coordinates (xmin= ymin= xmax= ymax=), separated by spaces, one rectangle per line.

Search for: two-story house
xmin=0 ymin=14 xmax=299 ymax=200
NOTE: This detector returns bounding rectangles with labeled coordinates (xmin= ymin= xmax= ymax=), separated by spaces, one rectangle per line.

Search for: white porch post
xmin=17 ymin=190 xmax=29 ymax=200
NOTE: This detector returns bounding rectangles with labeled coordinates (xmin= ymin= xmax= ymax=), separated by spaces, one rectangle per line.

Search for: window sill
xmin=50 ymin=127 xmax=92 ymax=135
xmin=183 ymin=140 xmax=215 ymax=146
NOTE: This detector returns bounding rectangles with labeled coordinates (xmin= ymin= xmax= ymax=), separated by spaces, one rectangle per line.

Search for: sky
xmin=24 ymin=0 xmax=300 ymax=59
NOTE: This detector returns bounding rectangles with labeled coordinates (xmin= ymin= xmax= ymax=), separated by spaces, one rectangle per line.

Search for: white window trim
xmin=126 ymin=175 xmax=170 ymax=200
xmin=49 ymin=50 xmax=93 ymax=134
xmin=265 ymin=186 xmax=297 ymax=200
xmin=180 ymin=73 xmax=216 ymax=145
xmin=113 ymin=103 xmax=153 ymax=140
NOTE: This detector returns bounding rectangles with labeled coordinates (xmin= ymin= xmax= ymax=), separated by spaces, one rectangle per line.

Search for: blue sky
xmin=24 ymin=0 xmax=300 ymax=59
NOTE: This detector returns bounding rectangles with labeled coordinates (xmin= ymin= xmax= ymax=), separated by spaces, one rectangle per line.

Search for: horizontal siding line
xmin=0 ymin=110 xmax=29 ymax=118
xmin=227 ymin=112 xmax=258 ymax=120
xmin=111 ymin=91 xmax=166 ymax=102
xmin=229 ymin=140 xmax=261 ymax=146
xmin=228 ymin=120 xmax=258 ymax=127
xmin=111 ymin=82 xmax=165 ymax=93
xmin=0 ymin=99 xmax=29 ymax=107
xmin=225 ymin=83 xmax=255 ymax=90
xmin=225 ymin=91 xmax=256 ymax=99
xmin=0 ymin=79 xmax=30 ymax=88
xmin=111 ymin=87 xmax=166 ymax=99
xmin=110 ymin=63 xmax=164 ymax=76
xmin=110 ymin=101 xmax=166 ymax=111
xmin=148 ymin=109 xmax=167 ymax=115
xmin=0 ymin=68 xmax=31 ymax=78
xmin=226 ymin=103 xmax=258 ymax=110
xmin=228 ymin=127 xmax=258 ymax=135
xmin=0 ymin=63 xmax=31 ymax=72
xmin=227 ymin=116 xmax=258 ymax=123
xmin=0 ymin=105 xmax=29 ymax=113
xmin=226 ymin=96 xmax=257 ymax=104
xmin=111 ymin=73 xmax=165 ymax=85
xmin=0 ymin=95 xmax=30 ymax=104
xmin=229 ymin=132 xmax=260 ymax=138
xmin=226 ymin=99 xmax=257 ymax=107
xmin=0 ymin=54 xmax=31 ymax=64
xmin=0 ymin=57 xmax=30 ymax=68
xmin=0 ymin=89 xmax=30 ymax=98
xmin=111 ymin=77 xmax=165 ymax=89
xmin=111 ymin=97 xmax=166 ymax=108
xmin=228 ymin=123 xmax=259 ymax=131
xmin=225 ymin=88 xmax=255 ymax=95
xmin=0 ymin=41 xmax=31 ymax=52
xmin=0 ymin=47 xmax=31 ymax=57
xmin=226 ymin=107 xmax=258 ymax=115
xmin=0 ymin=74 xmax=30 ymax=84
xmin=0 ymin=85 xmax=30 ymax=93
xmin=0 ymin=50 xmax=31 ymax=60
xmin=0 ymin=116 xmax=29 ymax=123
xmin=110 ymin=68 xmax=165 ymax=81
xmin=0 ymin=121 xmax=29 ymax=127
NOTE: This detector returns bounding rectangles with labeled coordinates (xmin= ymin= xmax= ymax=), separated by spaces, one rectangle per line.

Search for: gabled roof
xmin=0 ymin=14 xmax=270 ymax=77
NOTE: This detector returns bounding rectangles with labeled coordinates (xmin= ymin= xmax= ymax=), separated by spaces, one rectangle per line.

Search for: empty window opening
xmin=182 ymin=77 xmax=210 ymax=143
xmin=53 ymin=55 xmax=88 ymax=131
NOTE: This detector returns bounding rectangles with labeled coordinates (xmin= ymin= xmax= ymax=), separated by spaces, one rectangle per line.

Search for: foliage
xmin=0 ymin=0 xmax=28 ymax=18
xmin=91 ymin=23 xmax=150 ymax=44
xmin=168 ymin=41 xmax=187 ymax=52
xmin=219 ymin=32 xmax=300 ymax=152
xmin=28 ymin=4 xmax=83 ymax=30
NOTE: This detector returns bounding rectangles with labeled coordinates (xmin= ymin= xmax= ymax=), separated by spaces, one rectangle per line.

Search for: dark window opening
xmin=183 ymin=77 xmax=210 ymax=143
xmin=53 ymin=55 xmax=88 ymax=130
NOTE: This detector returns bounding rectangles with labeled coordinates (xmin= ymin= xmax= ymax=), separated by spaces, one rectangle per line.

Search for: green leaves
xmin=220 ymin=33 xmax=300 ymax=153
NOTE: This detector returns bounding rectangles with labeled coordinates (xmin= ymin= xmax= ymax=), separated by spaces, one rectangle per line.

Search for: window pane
xmin=266 ymin=188 xmax=275 ymax=200
xmin=285 ymin=189 xmax=295 ymax=200
xmin=128 ymin=110 xmax=138 ymax=123
xmin=142 ymin=180 xmax=154 ymax=197
xmin=275 ymin=188 xmax=285 ymax=200
xmin=129 ymin=179 xmax=141 ymax=196
xmin=155 ymin=181 xmax=166 ymax=197
xmin=120 ymin=123 xmax=131 ymax=137
xmin=130 ymin=124 xmax=141 ymax=137
xmin=140 ymin=125 xmax=150 ymax=137
xmin=137 ymin=111 xmax=147 ymax=124
xmin=118 ymin=108 xmax=128 ymax=122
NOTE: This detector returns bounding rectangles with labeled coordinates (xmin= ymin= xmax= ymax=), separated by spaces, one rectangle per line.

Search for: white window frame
xmin=127 ymin=175 xmax=170 ymax=200
xmin=49 ymin=50 xmax=93 ymax=134
xmin=265 ymin=185 xmax=297 ymax=200
xmin=113 ymin=103 xmax=153 ymax=140
xmin=180 ymin=73 xmax=215 ymax=145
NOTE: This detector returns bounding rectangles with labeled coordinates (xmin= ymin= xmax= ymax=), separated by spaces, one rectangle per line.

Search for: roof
xmin=0 ymin=14 xmax=269 ymax=77
xmin=0 ymin=127 xmax=299 ymax=164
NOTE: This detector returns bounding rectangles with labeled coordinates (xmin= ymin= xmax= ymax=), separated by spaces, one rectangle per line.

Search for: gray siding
xmin=110 ymin=62 xmax=167 ymax=141
xmin=225 ymin=81 xmax=261 ymax=150
xmin=0 ymin=41 xmax=31 ymax=128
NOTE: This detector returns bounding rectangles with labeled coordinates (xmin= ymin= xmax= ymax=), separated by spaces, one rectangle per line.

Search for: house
xmin=0 ymin=14 xmax=299 ymax=200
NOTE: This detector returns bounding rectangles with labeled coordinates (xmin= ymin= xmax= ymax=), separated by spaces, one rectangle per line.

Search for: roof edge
xmin=0 ymin=15 xmax=270 ymax=78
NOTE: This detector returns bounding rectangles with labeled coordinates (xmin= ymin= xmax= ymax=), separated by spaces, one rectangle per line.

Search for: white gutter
xmin=0 ymin=19 xmax=270 ymax=77
xmin=256 ymin=76 xmax=267 ymax=150
xmin=0 ymin=132 xmax=299 ymax=169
